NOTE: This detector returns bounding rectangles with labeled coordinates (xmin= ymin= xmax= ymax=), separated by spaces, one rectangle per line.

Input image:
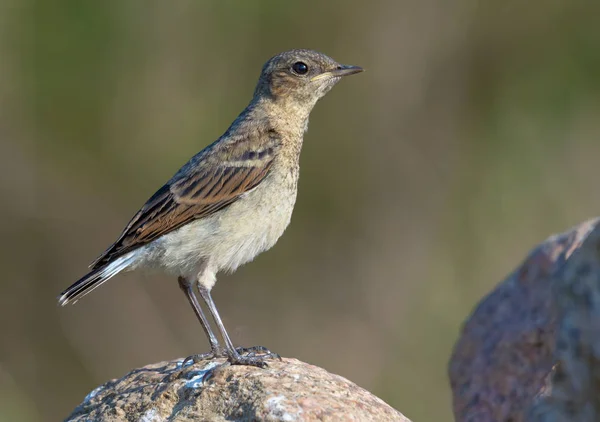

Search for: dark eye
xmin=292 ymin=61 xmax=309 ymax=75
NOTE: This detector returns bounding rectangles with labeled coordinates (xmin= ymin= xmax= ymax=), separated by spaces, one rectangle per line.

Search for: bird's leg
xmin=198 ymin=285 xmax=280 ymax=368
xmin=178 ymin=276 xmax=223 ymax=365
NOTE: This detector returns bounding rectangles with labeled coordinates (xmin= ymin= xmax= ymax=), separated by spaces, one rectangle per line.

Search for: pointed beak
xmin=311 ymin=64 xmax=364 ymax=81
xmin=331 ymin=64 xmax=364 ymax=77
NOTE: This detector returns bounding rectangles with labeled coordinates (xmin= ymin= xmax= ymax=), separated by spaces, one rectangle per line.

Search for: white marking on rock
xmin=139 ymin=408 xmax=160 ymax=422
xmin=266 ymin=395 xmax=302 ymax=421
xmin=83 ymin=385 xmax=105 ymax=402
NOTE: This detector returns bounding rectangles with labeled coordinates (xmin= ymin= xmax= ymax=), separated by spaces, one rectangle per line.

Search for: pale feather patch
xmin=58 ymin=252 xmax=138 ymax=305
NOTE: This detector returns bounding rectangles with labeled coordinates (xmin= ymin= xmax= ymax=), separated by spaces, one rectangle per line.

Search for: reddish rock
xmin=449 ymin=218 xmax=600 ymax=421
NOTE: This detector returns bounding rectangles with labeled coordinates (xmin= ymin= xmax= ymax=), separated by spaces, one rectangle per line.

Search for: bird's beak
xmin=311 ymin=65 xmax=364 ymax=82
xmin=331 ymin=64 xmax=364 ymax=77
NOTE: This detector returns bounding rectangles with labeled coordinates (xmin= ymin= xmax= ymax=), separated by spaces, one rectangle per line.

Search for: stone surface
xmin=449 ymin=218 xmax=600 ymax=422
xmin=527 ymin=220 xmax=600 ymax=421
xmin=66 ymin=357 xmax=410 ymax=422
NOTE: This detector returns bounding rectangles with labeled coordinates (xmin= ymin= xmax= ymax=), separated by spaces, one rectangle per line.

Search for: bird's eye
xmin=291 ymin=61 xmax=309 ymax=75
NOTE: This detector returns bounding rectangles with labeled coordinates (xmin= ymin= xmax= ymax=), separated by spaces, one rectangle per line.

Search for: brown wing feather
xmin=91 ymin=130 xmax=280 ymax=269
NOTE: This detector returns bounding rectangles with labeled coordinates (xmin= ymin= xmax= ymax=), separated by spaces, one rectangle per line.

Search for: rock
xmin=66 ymin=357 xmax=410 ymax=422
xmin=527 ymin=219 xmax=600 ymax=421
xmin=449 ymin=218 xmax=600 ymax=422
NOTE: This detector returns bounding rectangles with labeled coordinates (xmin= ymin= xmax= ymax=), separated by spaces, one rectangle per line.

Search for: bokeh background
xmin=1 ymin=1 xmax=600 ymax=420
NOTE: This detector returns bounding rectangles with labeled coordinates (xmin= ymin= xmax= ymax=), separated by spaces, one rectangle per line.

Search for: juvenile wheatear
xmin=58 ymin=49 xmax=363 ymax=367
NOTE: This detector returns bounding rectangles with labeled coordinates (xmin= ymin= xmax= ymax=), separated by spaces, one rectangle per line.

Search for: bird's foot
xmin=181 ymin=347 xmax=224 ymax=367
xmin=228 ymin=345 xmax=282 ymax=368
xmin=227 ymin=353 xmax=270 ymax=368
xmin=235 ymin=345 xmax=281 ymax=360
xmin=181 ymin=345 xmax=281 ymax=368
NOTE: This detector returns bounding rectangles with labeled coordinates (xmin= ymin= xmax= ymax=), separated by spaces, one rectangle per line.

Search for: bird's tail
xmin=58 ymin=254 xmax=135 ymax=306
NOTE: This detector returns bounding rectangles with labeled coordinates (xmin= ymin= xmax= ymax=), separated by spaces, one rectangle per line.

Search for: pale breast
xmin=213 ymin=168 xmax=298 ymax=272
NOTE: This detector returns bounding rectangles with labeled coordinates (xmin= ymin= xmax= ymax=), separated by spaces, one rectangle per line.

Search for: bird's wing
xmin=90 ymin=128 xmax=281 ymax=269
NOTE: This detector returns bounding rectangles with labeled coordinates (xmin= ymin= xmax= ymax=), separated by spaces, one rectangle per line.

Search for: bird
xmin=58 ymin=49 xmax=363 ymax=367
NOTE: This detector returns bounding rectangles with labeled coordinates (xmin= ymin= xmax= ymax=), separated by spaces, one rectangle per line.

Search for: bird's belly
xmin=155 ymin=175 xmax=297 ymax=278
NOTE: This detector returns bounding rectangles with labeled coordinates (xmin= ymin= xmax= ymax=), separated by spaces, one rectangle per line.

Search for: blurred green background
xmin=1 ymin=0 xmax=600 ymax=421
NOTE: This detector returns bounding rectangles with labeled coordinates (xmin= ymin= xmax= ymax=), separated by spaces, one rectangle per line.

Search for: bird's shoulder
xmin=90 ymin=123 xmax=283 ymax=268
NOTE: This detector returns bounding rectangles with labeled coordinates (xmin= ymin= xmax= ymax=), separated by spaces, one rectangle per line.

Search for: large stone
xmin=66 ymin=357 xmax=410 ymax=421
xmin=449 ymin=218 xmax=600 ymax=421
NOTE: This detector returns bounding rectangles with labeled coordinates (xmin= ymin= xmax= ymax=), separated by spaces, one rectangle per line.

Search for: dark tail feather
xmin=58 ymin=251 xmax=135 ymax=305
xmin=58 ymin=266 xmax=109 ymax=306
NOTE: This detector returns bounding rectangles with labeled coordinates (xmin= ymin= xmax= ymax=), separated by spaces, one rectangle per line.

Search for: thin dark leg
xmin=198 ymin=286 xmax=279 ymax=368
xmin=178 ymin=276 xmax=222 ymax=362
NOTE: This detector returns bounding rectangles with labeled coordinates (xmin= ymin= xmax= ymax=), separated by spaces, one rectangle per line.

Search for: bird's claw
xmin=235 ymin=345 xmax=282 ymax=360
xmin=181 ymin=345 xmax=281 ymax=368
xmin=181 ymin=348 xmax=223 ymax=367
xmin=228 ymin=345 xmax=282 ymax=367
xmin=228 ymin=354 xmax=270 ymax=368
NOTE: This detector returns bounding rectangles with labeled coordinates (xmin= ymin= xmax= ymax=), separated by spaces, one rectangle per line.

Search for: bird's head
xmin=253 ymin=49 xmax=363 ymax=109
